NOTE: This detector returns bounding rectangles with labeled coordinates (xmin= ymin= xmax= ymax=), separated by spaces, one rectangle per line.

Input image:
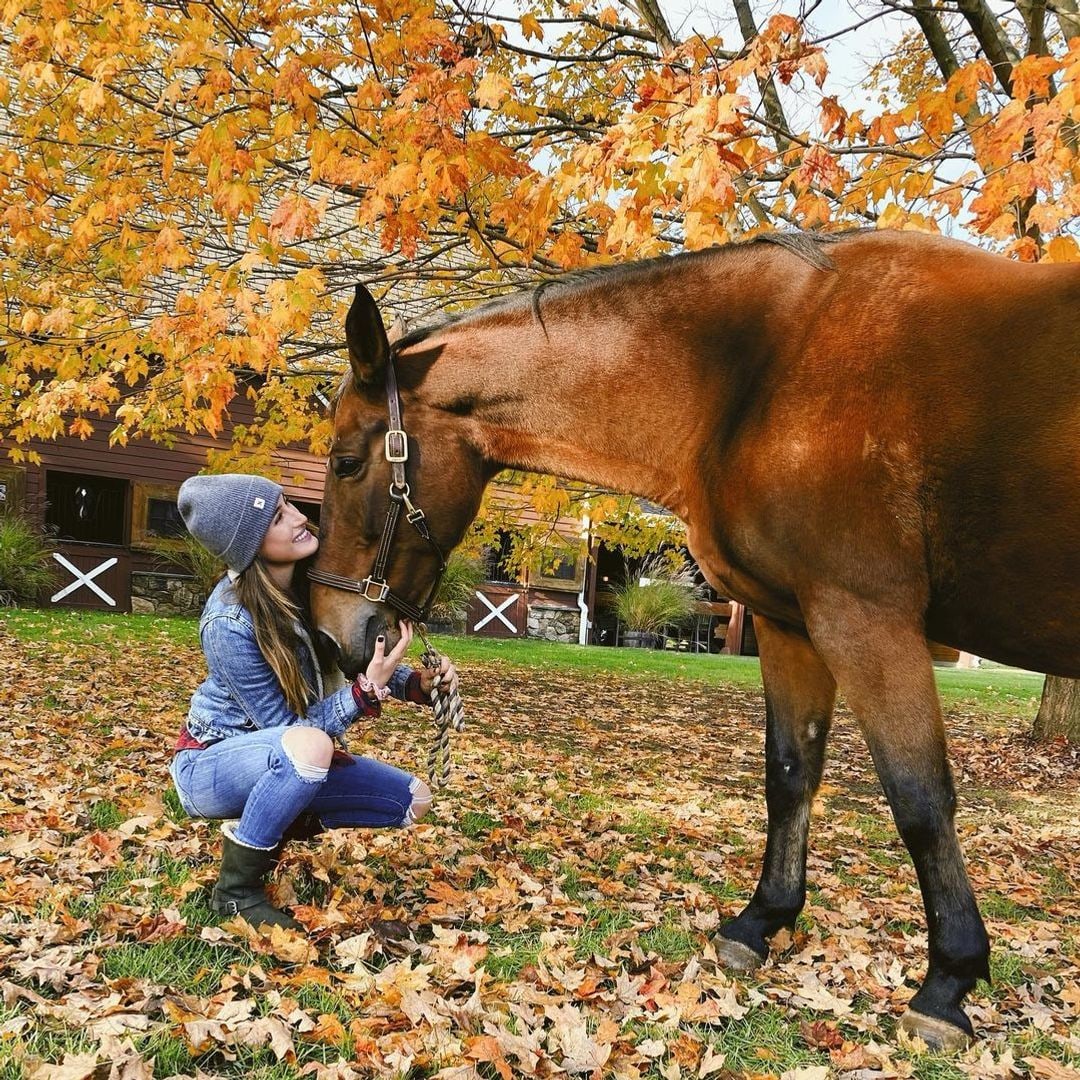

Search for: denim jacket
xmin=185 ymin=576 xmax=415 ymax=744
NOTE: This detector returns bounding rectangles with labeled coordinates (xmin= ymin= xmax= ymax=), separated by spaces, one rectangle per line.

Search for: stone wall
xmin=527 ymin=602 xmax=580 ymax=643
xmin=131 ymin=572 xmax=204 ymax=616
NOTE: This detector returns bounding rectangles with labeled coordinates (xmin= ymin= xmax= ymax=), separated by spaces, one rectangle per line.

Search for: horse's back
xmin=845 ymin=235 xmax=1079 ymax=674
xmin=733 ymin=233 xmax=1080 ymax=675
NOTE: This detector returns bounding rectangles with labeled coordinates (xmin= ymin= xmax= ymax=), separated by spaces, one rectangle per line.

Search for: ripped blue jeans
xmin=170 ymin=726 xmax=420 ymax=850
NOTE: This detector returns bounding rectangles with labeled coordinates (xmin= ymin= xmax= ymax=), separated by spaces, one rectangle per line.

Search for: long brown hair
xmin=232 ymin=559 xmax=313 ymax=716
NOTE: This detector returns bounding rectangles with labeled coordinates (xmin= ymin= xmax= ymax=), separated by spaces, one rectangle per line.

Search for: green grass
xmin=87 ymin=799 xmax=125 ymax=830
xmin=553 ymin=790 xmax=611 ymax=817
xmin=459 ymin=810 xmax=500 ymax=838
xmin=1 ymin=606 xmax=201 ymax=648
xmin=1014 ymin=1028 xmax=1080 ymax=1068
xmin=47 ymin=850 xmax=205 ymax=924
xmin=559 ymin=861 xmax=584 ymax=900
xmin=101 ymin=935 xmax=257 ymax=993
xmin=483 ymin=929 xmax=545 ymax=979
xmin=0 ymin=1014 xmax=355 ymax=1080
xmin=616 ymin=808 xmax=669 ymax=839
xmin=981 ymin=891 xmax=1037 ymax=922
xmin=650 ymin=1008 xmax=830 ymax=1076
xmin=638 ymin=918 xmax=697 ymax=961
xmin=518 ymin=845 xmax=551 ymax=869
xmin=2 ymin=608 xmax=1045 ymax=717
xmin=574 ymin=903 xmax=638 ymax=959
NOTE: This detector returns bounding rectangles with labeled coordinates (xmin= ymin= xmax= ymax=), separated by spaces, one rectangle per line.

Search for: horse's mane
xmin=390 ymin=229 xmax=864 ymax=353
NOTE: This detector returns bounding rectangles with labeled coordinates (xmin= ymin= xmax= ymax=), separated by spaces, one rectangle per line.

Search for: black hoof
xmin=899 ymin=1008 xmax=972 ymax=1051
xmin=713 ymin=932 xmax=767 ymax=973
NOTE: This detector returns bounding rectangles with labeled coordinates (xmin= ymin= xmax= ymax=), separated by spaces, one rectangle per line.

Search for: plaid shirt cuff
xmin=351 ymin=682 xmax=383 ymax=719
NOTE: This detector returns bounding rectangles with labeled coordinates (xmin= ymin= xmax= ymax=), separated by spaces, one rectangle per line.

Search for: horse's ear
xmin=345 ymin=284 xmax=389 ymax=388
xmin=388 ymin=314 xmax=409 ymax=345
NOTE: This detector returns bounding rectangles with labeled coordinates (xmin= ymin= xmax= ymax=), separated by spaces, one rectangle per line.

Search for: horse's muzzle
xmin=328 ymin=612 xmax=391 ymax=679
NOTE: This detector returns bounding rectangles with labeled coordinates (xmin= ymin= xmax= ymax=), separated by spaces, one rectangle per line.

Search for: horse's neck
xmin=420 ymin=291 xmax=749 ymax=516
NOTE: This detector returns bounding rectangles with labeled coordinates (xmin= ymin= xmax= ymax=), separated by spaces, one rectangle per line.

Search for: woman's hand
xmin=365 ymin=621 xmax=413 ymax=689
xmin=420 ymin=655 xmax=458 ymax=697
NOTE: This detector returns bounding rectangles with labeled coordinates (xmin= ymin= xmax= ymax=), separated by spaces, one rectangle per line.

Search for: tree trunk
xmin=1033 ymin=676 xmax=1080 ymax=742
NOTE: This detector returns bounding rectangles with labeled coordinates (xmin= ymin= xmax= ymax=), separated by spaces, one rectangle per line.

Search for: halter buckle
xmin=360 ymin=576 xmax=390 ymax=603
xmin=384 ymin=429 xmax=408 ymax=463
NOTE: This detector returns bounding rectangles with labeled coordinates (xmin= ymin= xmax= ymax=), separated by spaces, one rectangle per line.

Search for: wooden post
xmin=723 ymin=601 xmax=745 ymax=655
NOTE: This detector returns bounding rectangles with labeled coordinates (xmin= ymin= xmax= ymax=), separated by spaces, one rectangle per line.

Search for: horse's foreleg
xmin=716 ymin=615 xmax=836 ymax=970
xmin=807 ymin=605 xmax=990 ymax=1049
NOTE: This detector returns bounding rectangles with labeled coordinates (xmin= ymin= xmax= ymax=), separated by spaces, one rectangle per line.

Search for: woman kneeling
xmin=169 ymin=473 xmax=456 ymax=930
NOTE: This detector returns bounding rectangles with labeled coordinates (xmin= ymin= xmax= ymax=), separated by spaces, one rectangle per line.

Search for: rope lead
xmin=418 ymin=626 xmax=465 ymax=789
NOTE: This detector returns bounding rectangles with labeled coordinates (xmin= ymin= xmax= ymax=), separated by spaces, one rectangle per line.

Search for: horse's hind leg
xmin=807 ymin=604 xmax=990 ymax=1049
xmin=716 ymin=615 xmax=836 ymax=969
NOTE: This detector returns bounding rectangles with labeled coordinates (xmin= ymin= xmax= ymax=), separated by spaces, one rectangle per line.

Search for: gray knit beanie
xmin=178 ymin=474 xmax=284 ymax=572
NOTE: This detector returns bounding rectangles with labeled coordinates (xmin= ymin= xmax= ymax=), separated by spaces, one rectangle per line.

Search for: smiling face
xmin=258 ymin=495 xmax=319 ymax=567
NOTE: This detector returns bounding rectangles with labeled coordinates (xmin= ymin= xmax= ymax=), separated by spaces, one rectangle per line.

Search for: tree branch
xmin=957 ymin=0 xmax=1021 ymax=97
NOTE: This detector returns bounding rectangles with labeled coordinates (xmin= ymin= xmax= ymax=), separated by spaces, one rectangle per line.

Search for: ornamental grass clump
xmin=152 ymin=532 xmax=226 ymax=601
xmin=0 ymin=513 xmax=55 ymax=605
xmin=611 ymin=554 xmax=701 ymax=638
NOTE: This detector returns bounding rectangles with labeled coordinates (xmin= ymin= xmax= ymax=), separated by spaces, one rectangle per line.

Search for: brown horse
xmin=312 ymin=230 xmax=1080 ymax=1049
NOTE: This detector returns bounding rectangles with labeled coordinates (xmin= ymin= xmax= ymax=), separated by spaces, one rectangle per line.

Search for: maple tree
xmin=2 ymin=0 xmax=1078 ymax=448
xmin=1 ymin=0 xmax=1078 ymax=718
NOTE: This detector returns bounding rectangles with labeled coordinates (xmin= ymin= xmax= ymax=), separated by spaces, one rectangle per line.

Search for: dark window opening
xmin=146 ymin=497 xmax=187 ymax=539
xmin=482 ymin=531 xmax=518 ymax=585
xmin=46 ymin=471 xmax=127 ymax=545
xmin=544 ymin=555 xmax=578 ymax=581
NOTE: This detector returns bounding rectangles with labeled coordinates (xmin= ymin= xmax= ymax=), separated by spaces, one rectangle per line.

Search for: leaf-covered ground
xmin=1 ymin=615 xmax=1078 ymax=1080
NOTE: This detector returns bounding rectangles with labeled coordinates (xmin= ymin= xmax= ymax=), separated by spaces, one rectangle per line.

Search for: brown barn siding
xmin=3 ymin=406 xmax=328 ymax=519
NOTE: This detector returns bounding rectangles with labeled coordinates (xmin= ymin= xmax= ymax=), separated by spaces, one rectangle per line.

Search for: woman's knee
xmin=406 ymin=778 xmax=432 ymax=824
xmin=281 ymin=726 xmax=334 ymax=770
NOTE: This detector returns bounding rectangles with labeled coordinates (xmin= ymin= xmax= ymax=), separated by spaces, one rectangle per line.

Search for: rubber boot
xmin=211 ymin=823 xmax=300 ymax=930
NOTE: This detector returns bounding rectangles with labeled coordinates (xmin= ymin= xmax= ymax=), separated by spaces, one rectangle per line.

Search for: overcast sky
xmin=663 ymin=0 xmax=909 ymax=116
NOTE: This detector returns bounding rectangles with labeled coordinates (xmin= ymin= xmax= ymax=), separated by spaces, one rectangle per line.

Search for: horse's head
xmin=311 ymin=285 xmax=488 ymax=678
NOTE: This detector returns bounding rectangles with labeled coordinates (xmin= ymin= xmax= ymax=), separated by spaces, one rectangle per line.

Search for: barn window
xmin=530 ymin=546 xmax=586 ymax=592
xmin=146 ymin=497 xmax=186 ymax=539
xmin=0 ymin=465 xmax=25 ymax=512
xmin=482 ymin=531 xmax=520 ymax=585
xmin=131 ymin=483 xmax=185 ymax=547
xmin=45 ymin=471 xmax=127 ymax=545
xmin=291 ymin=499 xmax=321 ymax=528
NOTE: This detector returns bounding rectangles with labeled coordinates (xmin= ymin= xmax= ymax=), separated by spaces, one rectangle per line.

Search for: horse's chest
xmin=686 ymin=518 xmax=802 ymax=624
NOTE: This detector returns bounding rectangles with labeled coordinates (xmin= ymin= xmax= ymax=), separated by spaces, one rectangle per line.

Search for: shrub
xmin=0 ymin=513 xmax=56 ymax=604
xmin=610 ymin=553 xmax=700 ymax=634
xmin=150 ymin=533 xmax=225 ymax=601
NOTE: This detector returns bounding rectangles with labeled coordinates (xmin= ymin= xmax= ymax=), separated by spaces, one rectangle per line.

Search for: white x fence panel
xmin=472 ymin=591 xmax=519 ymax=634
xmin=51 ymin=552 xmax=119 ymax=607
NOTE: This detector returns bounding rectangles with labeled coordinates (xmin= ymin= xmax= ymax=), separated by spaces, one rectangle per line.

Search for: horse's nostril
xmin=315 ymin=631 xmax=340 ymax=668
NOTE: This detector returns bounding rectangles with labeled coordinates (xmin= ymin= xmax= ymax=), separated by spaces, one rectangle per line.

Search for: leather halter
xmin=308 ymin=354 xmax=447 ymax=624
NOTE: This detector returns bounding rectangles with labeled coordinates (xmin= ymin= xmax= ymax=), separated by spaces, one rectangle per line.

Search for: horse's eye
xmin=332 ymin=456 xmax=365 ymax=479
